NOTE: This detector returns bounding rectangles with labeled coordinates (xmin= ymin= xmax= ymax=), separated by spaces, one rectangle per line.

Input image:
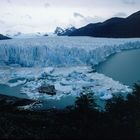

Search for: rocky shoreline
xmin=0 ymin=94 xmax=35 ymax=108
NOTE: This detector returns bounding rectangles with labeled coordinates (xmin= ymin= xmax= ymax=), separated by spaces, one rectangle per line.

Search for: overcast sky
xmin=0 ymin=0 xmax=140 ymax=34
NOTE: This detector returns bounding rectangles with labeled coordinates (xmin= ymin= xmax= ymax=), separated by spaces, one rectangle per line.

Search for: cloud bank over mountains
xmin=0 ymin=0 xmax=139 ymax=34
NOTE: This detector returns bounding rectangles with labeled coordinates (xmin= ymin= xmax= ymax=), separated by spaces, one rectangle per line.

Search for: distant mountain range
xmin=0 ymin=34 xmax=11 ymax=40
xmin=54 ymin=26 xmax=76 ymax=36
xmin=70 ymin=10 xmax=140 ymax=38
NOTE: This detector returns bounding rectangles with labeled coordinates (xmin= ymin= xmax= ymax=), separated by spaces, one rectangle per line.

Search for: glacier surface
xmin=0 ymin=37 xmax=140 ymax=67
xmin=0 ymin=37 xmax=140 ymax=104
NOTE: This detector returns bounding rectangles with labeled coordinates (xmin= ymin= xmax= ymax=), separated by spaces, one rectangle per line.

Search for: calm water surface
xmin=96 ymin=49 xmax=140 ymax=87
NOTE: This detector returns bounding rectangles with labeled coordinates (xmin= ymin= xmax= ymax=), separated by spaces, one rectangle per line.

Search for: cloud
xmin=0 ymin=0 xmax=139 ymax=34
xmin=4 ymin=12 xmax=12 ymax=16
xmin=6 ymin=0 xmax=12 ymax=3
xmin=0 ymin=20 xmax=5 ymax=24
xmin=72 ymin=13 xmax=103 ymax=28
xmin=7 ymin=24 xmax=36 ymax=33
xmin=44 ymin=3 xmax=51 ymax=8
xmin=114 ymin=12 xmax=127 ymax=17
xmin=73 ymin=12 xmax=84 ymax=18
xmin=73 ymin=12 xmax=102 ymax=22
xmin=83 ymin=16 xmax=103 ymax=24
xmin=73 ymin=12 xmax=101 ymax=23
xmin=25 ymin=15 xmax=32 ymax=19
xmin=122 ymin=0 xmax=136 ymax=4
xmin=21 ymin=15 xmax=32 ymax=20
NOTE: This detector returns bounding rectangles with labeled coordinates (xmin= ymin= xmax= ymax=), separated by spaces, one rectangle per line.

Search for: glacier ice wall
xmin=0 ymin=37 xmax=140 ymax=67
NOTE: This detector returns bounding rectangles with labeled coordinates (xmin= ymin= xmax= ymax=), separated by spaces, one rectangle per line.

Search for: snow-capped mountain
xmin=54 ymin=26 xmax=76 ymax=36
xmin=54 ymin=27 xmax=65 ymax=36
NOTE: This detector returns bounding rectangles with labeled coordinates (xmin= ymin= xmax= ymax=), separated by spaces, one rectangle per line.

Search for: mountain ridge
xmin=54 ymin=26 xmax=76 ymax=36
xmin=0 ymin=34 xmax=11 ymax=40
xmin=70 ymin=10 xmax=140 ymax=38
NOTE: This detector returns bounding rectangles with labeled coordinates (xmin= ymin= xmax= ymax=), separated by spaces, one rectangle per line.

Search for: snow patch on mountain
xmin=54 ymin=26 xmax=76 ymax=36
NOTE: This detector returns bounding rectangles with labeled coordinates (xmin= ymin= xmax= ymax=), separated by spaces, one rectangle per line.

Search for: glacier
xmin=0 ymin=37 xmax=140 ymax=67
xmin=0 ymin=36 xmax=140 ymax=107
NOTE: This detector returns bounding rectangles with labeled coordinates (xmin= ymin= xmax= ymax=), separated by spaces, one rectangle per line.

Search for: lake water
xmin=0 ymin=84 xmax=27 ymax=98
xmin=96 ymin=49 xmax=140 ymax=87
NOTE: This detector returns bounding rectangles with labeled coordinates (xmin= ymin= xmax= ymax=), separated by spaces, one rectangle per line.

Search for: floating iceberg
xmin=0 ymin=66 xmax=132 ymax=100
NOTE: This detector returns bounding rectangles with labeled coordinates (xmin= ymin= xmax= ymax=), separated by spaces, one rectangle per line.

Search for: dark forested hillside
xmin=0 ymin=83 xmax=140 ymax=139
xmin=0 ymin=34 xmax=11 ymax=40
xmin=70 ymin=11 xmax=140 ymax=38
